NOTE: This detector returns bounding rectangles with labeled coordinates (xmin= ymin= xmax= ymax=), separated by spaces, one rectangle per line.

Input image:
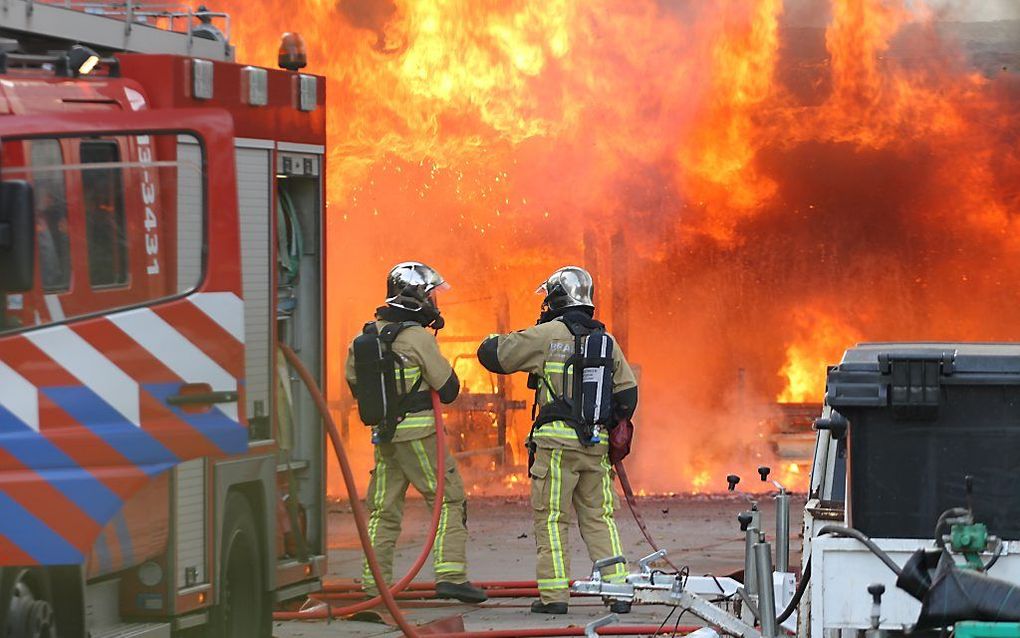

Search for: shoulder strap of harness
xmin=561 ymin=318 xmax=595 ymax=337
xmin=380 ymin=320 xmax=426 ymax=399
xmin=379 ymin=320 xmax=419 ymax=343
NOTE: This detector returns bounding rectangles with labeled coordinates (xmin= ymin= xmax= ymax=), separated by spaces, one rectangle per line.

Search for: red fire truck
xmin=0 ymin=3 xmax=327 ymax=636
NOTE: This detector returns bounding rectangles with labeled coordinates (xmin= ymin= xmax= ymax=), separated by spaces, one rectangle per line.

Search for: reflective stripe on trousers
xmin=531 ymin=446 xmax=627 ymax=603
xmin=361 ymin=435 xmax=469 ymax=589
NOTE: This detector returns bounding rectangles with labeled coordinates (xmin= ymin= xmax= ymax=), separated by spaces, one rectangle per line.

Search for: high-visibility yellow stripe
xmin=435 ymin=496 xmax=449 ymax=567
xmin=395 ymin=366 xmax=422 ymax=394
xmin=599 ymin=455 xmax=626 ymax=581
xmin=533 ymin=422 xmax=609 ymax=445
xmin=363 ymin=449 xmax=388 ymax=584
xmin=435 ymin=561 xmax=465 ymax=575
xmin=411 ymin=440 xmax=436 ymax=490
xmin=401 ymin=415 xmax=435 ymax=424
xmin=397 ymin=414 xmax=435 ymax=430
xmin=410 ymin=436 xmax=446 ymax=567
xmin=537 ymin=578 xmax=570 ymax=590
xmin=540 ymin=362 xmax=574 ymax=405
xmin=410 ymin=439 xmax=450 ymax=570
xmin=547 ymin=449 xmax=565 ymax=580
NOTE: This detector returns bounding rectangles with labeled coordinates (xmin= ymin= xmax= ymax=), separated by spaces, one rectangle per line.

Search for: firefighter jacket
xmin=478 ymin=316 xmax=638 ymax=454
xmin=345 ymin=319 xmax=459 ymax=443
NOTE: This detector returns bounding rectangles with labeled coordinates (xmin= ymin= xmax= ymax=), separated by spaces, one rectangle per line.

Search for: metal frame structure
xmin=0 ymin=0 xmax=232 ymax=60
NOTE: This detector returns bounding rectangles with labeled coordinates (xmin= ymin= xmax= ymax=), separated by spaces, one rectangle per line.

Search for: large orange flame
xmin=214 ymin=0 xmax=1020 ymax=495
xmin=677 ymin=0 xmax=782 ymax=239
xmin=778 ymin=308 xmax=861 ymax=403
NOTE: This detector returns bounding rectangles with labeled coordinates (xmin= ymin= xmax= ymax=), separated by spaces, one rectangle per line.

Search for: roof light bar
xmin=68 ymin=44 xmax=100 ymax=76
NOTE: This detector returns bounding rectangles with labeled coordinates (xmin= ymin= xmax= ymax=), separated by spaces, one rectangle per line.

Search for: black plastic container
xmin=826 ymin=343 xmax=1020 ymax=540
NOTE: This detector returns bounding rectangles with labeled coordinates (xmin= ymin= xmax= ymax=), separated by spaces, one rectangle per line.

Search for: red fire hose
xmin=322 ymin=579 xmax=547 ymax=592
xmin=315 ymin=587 xmax=562 ymax=601
xmin=303 ymin=393 xmax=447 ymax=617
xmin=275 ymin=344 xmax=425 ymax=634
xmin=316 ymin=588 xmax=539 ymax=601
xmin=424 ymin=628 xmax=701 ymax=638
xmin=614 ymin=461 xmax=684 ymax=574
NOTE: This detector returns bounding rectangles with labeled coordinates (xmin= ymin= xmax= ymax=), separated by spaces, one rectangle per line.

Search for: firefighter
xmin=476 ymin=266 xmax=638 ymax=614
xmin=192 ymin=5 xmax=226 ymax=42
xmin=345 ymin=261 xmax=487 ymax=603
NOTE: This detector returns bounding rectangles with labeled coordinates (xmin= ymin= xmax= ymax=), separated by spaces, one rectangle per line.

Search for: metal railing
xmin=31 ymin=1 xmax=231 ymax=42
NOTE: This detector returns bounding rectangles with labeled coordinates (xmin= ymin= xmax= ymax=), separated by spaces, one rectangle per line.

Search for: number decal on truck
xmin=137 ymin=135 xmax=160 ymax=276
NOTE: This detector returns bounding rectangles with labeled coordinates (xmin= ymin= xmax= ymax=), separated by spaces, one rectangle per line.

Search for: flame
xmin=676 ymin=0 xmax=782 ymax=240
xmin=217 ymin=0 xmax=1020 ymax=497
xmin=776 ymin=462 xmax=804 ymax=490
xmin=778 ymin=309 xmax=862 ymax=403
xmin=689 ymin=470 xmax=712 ymax=494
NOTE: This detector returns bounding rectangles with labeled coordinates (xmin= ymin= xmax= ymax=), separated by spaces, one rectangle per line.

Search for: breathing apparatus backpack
xmin=530 ymin=319 xmax=615 ymax=448
xmin=352 ymin=321 xmax=432 ymax=443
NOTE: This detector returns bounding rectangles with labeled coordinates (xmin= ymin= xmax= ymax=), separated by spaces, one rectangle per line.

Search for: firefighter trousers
xmin=361 ymin=433 xmax=469 ymax=591
xmin=530 ymin=447 xmax=627 ymax=604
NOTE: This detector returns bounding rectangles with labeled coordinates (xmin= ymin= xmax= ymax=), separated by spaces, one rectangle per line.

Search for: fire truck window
xmin=81 ymin=141 xmax=128 ymax=288
xmin=30 ymin=140 xmax=71 ymax=292
xmin=1 ymin=132 xmax=206 ymax=335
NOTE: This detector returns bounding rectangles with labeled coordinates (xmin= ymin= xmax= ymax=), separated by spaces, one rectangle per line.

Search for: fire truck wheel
xmin=212 ymin=492 xmax=271 ymax=638
xmin=1 ymin=569 xmax=57 ymax=638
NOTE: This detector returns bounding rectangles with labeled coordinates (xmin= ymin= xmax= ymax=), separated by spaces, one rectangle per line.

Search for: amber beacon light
xmin=278 ymin=32 xmax=308 ymax=71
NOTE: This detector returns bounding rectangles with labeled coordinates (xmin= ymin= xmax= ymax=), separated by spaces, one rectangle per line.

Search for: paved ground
xmin=274 ymin=493 xmax=806 ymax=637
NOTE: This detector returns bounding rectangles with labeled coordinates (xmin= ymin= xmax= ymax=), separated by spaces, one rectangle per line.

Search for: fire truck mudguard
xmin=0 ymin=109 xmax=249 ymax=566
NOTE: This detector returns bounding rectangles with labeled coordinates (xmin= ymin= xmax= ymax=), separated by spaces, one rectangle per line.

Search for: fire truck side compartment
xmin=173 ymin=459 xmax=207 ymax=590
xmin=275 ymin=149 xmax=325 ymax=553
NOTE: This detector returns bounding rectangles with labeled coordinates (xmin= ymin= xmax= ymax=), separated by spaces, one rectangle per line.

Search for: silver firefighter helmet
xmin=536 ymin=265 xmax=595 ymax=312
xmin=385 ymin=261 xmax=448 ymax=312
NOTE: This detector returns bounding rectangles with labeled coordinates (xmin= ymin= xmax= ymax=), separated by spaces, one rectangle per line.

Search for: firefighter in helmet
xmin=345 ymin=261 xmax=487 ymax=603
xmin=477 ymin=266 xmax=638 ymax=614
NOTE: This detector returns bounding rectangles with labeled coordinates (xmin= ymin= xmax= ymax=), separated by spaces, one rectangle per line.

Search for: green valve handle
xmin=951 ymin=522 xmax=989 ymax=569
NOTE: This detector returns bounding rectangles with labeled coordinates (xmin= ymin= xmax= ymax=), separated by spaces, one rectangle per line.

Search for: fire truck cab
xmin=0 ymin=3 xmax=326 ymax=636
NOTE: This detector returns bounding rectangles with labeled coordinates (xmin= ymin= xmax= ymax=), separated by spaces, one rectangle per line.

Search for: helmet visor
xmin=427 ymin=281 xmax=451 ymax=307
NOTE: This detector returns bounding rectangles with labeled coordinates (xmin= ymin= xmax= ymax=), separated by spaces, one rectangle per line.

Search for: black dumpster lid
xmin=837 ymin=342 xmax=1020 ymax=374
xmin=826 ymin=343 xmax=1020 ymax=410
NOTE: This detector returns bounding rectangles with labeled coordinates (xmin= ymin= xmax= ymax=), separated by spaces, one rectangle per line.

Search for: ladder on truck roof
xmin=0 ymin=0 xmax=233 ymax=61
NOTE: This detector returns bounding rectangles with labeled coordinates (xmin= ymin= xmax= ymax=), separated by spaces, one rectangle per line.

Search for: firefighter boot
xmin=436 ymin=581 xmax=488 ymax=603
xmin=531 ymin=600 xmax=569 ymax=614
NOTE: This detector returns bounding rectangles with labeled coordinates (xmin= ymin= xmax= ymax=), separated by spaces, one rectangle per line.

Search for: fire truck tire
xmin=0 ymin=568 xmax=57 ymax=638
xmin=210 ymin=491 xmax=271 ymax=638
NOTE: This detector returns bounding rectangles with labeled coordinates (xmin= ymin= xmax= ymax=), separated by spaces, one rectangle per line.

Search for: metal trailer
xmin=0 ymin=5 xmax=327 ymax=636
xmin=572 ymin=344 xmax=1020 ymax=638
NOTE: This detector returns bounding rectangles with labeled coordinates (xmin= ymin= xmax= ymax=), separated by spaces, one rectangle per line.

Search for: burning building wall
xmin=215 ymin=0 xmax=1020 ymax=494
